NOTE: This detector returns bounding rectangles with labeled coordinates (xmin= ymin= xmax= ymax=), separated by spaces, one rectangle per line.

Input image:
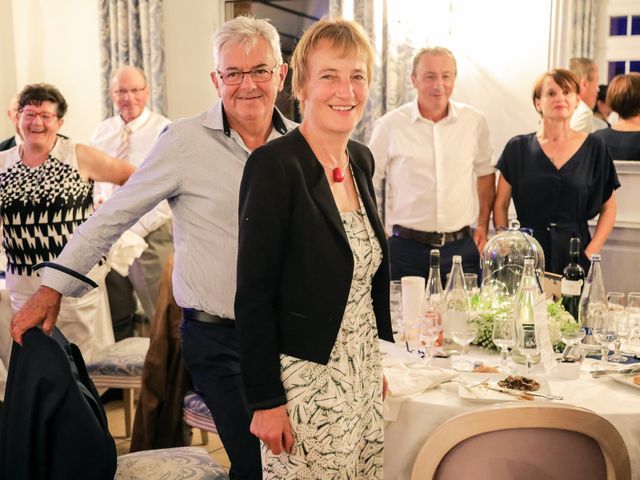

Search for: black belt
xmin=182 ymin=308 xmax=235 ymax=327
xmin=392 ymin=225 xmax=471 ymax=247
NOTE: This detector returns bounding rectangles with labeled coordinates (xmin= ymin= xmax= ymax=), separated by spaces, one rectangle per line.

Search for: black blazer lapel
xmin=310 ymin=172 xmax=349 ymax=246
xmin=351 ymin=156 xmax=387 ymax=247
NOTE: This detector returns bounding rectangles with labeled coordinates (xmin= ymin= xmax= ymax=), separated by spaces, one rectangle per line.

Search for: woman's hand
xmin=250 ymin=405 xmax=294 ymax=455
xmin=382 ymin=375 xmax=389 ymax=401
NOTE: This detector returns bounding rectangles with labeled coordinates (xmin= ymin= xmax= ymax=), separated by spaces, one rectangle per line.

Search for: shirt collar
xmin=119 ymin=108 xmax=151 ymax=132
xmin=411 ymin=98 xmax=459 ymax=124
xmin=204 ymin=100 xmax=290 ymax=137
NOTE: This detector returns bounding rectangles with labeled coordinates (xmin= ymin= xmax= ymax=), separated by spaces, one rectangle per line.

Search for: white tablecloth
xmin=382 ymin=340 xmax=640 ymax=480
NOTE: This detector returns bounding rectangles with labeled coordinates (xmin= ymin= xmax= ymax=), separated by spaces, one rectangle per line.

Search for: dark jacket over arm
xmin=235 ymin=128 xmax=392 ymax=412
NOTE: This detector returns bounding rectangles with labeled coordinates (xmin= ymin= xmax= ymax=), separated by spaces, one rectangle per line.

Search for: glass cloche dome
xmin=481 ymin=219 xmax=545 ymax=296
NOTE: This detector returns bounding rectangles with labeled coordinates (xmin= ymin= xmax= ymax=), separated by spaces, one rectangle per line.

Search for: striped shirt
xmin=41 ymin=102 xmax=295 ymax=319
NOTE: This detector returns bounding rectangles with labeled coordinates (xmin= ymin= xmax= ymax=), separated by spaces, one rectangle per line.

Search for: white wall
xmin=1 ymin=0 xmax=224 ymax=142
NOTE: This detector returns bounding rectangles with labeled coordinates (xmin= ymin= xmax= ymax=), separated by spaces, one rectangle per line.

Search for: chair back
xmin=411 ymin=403 xmax=631 ymax=480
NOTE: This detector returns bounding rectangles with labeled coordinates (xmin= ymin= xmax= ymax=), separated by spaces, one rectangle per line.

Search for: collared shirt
xmin=369 ymin=99 xmax=494 ymax=234
xmin=41 ymin=101 xmax=296 ymax=319
xmin=90 ymin=108 xmax=172 ymax=237
xmin=570 ymin=100 xmax=594 ymax=134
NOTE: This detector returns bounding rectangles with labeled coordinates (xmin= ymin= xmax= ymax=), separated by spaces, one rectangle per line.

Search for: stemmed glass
xmin=451 ymin=318 xmax=478 ymax=372
xmin=607 ymin=292 xmax=627 ymax=362
xmin=593 ymin=311 xmax=617 ymax=369
xmin=559 ymin=316 xmax=586 ymax=358
xmin=517 ymin=324 xmax=539 ymax=375
xmin=492 ymin=314 xmax=516 ymax=373
xmin=421 ymin=309 xmax=443 ymax=365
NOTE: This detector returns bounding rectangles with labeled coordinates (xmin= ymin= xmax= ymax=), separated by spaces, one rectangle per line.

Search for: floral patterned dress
xmin=262 ymin=198 xmax=384 ymax=479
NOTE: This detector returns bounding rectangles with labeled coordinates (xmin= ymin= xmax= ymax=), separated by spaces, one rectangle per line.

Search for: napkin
xmin=105 ymin=230 xmax=148 ymax=277
xmin=383 ymin=358 xmax=457 ymax=422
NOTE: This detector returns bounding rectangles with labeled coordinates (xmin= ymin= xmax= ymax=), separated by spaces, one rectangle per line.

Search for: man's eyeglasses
xmin=216 ymin=65 xmax=279 ymax=86
xmin=113 ymin=87 xmax=146 ymax=97
xmin=20 ymin=110 xmax=58 ymax=122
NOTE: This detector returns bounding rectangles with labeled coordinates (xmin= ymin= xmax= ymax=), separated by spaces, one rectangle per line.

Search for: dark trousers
xmin=389 ymin=235 xmax=481 ymax=285
xmin=180 ymin=318 xmax=262 ymax=480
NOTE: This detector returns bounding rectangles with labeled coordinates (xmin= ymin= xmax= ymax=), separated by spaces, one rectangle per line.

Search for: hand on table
xmin=250 ymin=405 xmax=294 ymax=455
xmin=10 ymin=286 xmax=62 ymax=345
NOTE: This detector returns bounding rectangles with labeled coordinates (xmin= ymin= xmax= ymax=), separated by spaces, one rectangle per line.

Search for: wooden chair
xmin=183 ymin=390 xmax=218 ymax=445
xmin=411 ymin=403 xmax=631 ymax=480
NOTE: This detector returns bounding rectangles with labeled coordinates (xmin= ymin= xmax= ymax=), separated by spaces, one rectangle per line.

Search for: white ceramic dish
xmin=457 ymin=373 xmax=552 ymax=403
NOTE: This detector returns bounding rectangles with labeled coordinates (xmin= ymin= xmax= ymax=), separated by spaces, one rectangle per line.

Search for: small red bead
xmin=333 ymin=167 xmax=345 ymax=183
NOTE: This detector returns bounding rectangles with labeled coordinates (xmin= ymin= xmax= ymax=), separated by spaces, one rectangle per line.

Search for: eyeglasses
xmin=113 ymin=87 xmax=146 ymax=97
xmin=216 ymin=65 xmax=279 ymax=86
xmin=20 ymin=110 xmax=58 ymax=122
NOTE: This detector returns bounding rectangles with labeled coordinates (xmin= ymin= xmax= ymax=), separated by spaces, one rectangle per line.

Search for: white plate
xmin=610 ymin=374 xmax=640 ymax=391
xmin=457 ymin=374 xmax=551 ymax=403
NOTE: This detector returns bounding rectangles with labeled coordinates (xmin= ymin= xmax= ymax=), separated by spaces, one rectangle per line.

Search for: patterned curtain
xmin=571 ymin=0 xmax=597 ymax=58
xmin=97 ymin=0 xmax=167 ymax=119
xmin=330 ymin=0 xmax=440 ymax=143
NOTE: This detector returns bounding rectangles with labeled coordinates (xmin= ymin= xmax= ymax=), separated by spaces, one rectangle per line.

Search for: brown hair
xmin=607 ymin=73 xmax=640 ymax=119
xmin=291 ymin=18 xmax=374 ymax=102
xmin=18 ymin=83 xmax=68 ymax=118
xmin=531 ymin=69 xmax=580 ymax=111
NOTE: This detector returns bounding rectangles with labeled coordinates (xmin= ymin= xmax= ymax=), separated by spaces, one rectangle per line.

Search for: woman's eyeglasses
xmin=20 ymin=110 xmax=58 ymax=122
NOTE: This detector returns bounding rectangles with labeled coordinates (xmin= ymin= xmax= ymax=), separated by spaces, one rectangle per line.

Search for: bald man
xmin=0 ymin=96 xmax=21 ymax=151
xmin=90 ymin=66 xmax=173 ymax=337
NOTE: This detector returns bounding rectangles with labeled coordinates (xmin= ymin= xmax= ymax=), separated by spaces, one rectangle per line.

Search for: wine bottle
xmin=442 ymin=255 xmax=470 ymax=354
xmin=578 ymin=254 xmax=608 ymax=345
xmin=561 ymin=237 xmax=585 ymax=321
xmin=424 ymin=250 xmax=444 ymax=346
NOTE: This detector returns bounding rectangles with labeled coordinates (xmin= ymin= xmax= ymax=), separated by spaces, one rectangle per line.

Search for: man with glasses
xmin=11 ymin=17 xmax=294 ymax=479
xmin=90 ymin=66 xmax=172 ymax=339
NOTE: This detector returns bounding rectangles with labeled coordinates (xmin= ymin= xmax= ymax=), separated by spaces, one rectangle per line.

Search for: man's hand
xmin=10 ymin=286 xmax=62 ymax=345
xmin=250 ymin=405 xmax=294 ymax=455
xmin=473 ymin=226 xmax=489 ymax=253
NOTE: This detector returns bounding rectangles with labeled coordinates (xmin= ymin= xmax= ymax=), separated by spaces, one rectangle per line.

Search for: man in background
xmin=90 ymin=66 xmax=172 ymax=338
xmin=0 ymin=96 xmax=21 ymax=152
xmin=369 ymin=47 xmax=495 ymax=281
xmin=569 ymin=57 xmax=600 ymax=133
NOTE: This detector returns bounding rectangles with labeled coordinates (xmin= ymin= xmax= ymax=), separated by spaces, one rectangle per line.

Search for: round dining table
xmin=381 ymin=339 xmax=640 ymax=480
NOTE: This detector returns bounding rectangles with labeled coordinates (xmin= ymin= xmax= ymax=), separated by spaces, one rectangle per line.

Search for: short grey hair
xmin=412 ymin=47 xmax=457 ymax=76
xmin=569 ymin=57 xmax=597 ymax=82
xmin=213 ymin=16 xmax=282 ymax=67
xmin=110 ymin=65 xmax=148 ymax=88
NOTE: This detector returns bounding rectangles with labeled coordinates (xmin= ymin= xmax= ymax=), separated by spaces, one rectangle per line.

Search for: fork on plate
xmin=590 ymin=364 xmax=640 ymax=378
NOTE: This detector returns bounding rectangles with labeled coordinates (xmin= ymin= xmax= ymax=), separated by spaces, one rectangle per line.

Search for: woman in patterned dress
xmin=235 ymin=19 xmax=393 ymax=478
xmin=0 ymin=83 xmax=134 ymax=359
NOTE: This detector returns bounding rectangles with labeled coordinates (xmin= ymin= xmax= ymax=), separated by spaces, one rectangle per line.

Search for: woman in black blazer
xmin=235 ymin=19 xmax=392 ymax=478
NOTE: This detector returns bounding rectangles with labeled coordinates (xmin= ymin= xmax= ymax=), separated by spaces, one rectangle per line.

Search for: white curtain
xmin=571 ymin=0 xmax=597 ymax=58
xmin=97 ymin=0 xmax=167 ymax=118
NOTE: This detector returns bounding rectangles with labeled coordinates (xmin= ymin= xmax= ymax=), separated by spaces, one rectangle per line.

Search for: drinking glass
xmin=517 ymin=324 xmax=539 ymax=374
xmin=464 ymin=273 xmax=479 ymax=297
xmin=607 ymin=291 xmax=627 ymax=362
xmin=421 ymin=309 xmax=443 ymax=364
xmin=451 ymin=320 xmax=477 ymax=372
xmin=389 ymin=281 xmax=402 ymax=335
xmin=492 ymin=314 xmax=516 ymax=372
xmin=626 ymin=293 xmax=640 ymax=350
xmin=593 ymin=311 xmax=617 ymax=369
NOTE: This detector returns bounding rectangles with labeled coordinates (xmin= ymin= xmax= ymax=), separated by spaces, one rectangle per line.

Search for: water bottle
xmin=442 ymin=255 xmax=470 ymax=354
xmin=578 ymin=254 xmax=608 ymax=345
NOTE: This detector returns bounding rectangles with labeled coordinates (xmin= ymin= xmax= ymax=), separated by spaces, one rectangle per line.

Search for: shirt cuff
xmin=40 ymin=264 xmax=97 ymax=298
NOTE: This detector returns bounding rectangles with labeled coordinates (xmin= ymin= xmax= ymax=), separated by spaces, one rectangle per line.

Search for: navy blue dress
xmin=496 ymin=133 xmax=620 ymax=274
xmin=592 ymin=128 xmax=640 ymax=161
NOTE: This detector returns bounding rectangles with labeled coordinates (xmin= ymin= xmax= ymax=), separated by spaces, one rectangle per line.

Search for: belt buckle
xmin=432 ymin=232 xmax=446 ymax=247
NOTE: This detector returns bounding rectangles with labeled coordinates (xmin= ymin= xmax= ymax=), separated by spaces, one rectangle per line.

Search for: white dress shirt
xmin=369 ymin=99 xmax=494 ymax=234
xmin=41 ymin=102 xmax=296 ymax=319
xmin=90 ymin=108 xmax=172 ymax=237
xmin=570 ymin=100 xmax=594 ymax=134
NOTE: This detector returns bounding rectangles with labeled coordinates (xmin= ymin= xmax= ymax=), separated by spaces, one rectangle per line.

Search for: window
xmin=630 ymin=61 xmax=640 ymax=72
xmin=608 ymin=61 xmax=626 ymax=80
xmin=610 ymin=16 xmax=628 ymax=35
xmin=632 ymin=16 xmax=640 ymax=35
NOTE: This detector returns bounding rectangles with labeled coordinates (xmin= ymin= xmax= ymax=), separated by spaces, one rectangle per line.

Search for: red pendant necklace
xmin=318 ymin=151 xmax=349 ymax=183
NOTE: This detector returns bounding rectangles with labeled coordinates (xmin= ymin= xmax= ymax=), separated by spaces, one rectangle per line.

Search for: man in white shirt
xmin=569 ymin=57 xmax=600 ymax=134
xmin=369 ymin=47 xmax=495 ymax=281
xmin=90 ymin=66 xmax=172 ymax=336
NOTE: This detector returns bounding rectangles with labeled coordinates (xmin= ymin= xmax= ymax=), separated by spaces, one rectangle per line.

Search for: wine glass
xmin=492 ymin=313 xmax=516 ymax=372
xmin=389 ymin=281 xmax=402 ymax=336
xmin=517 ymin=323 xmax=539 ymax=375
xmin=593 ymin=311 xmax=617 ymax=369
xmin=559 ymin=317 xmax=586 ymax=356
xmin=421 ymin=309 xmax=443 ymax=365
xmin=607 ymin=292 xmax=627 ymax=362
xmin=451 ymin=318 xmax=477 ymax=372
